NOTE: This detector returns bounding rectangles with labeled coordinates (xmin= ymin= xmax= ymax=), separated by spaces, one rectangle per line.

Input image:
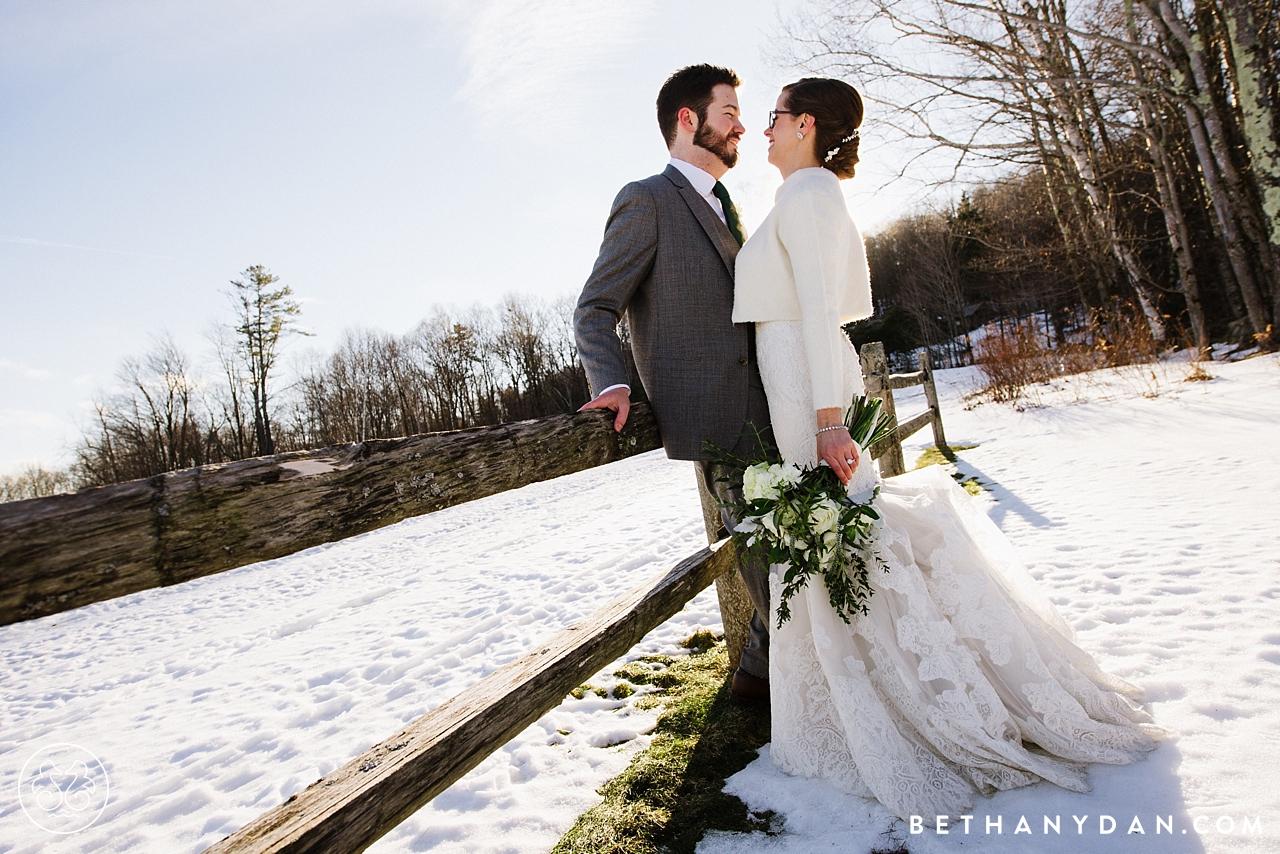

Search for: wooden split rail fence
xmin=0 ymin=341 xmax=943 ymax=854
xmin=858 ymin=342 xmax=947 ymax=477
xmin=0 ymin=407 xmax=663 ymax=626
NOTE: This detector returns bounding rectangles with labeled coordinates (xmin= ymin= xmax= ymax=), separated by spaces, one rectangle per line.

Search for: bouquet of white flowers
xmin=708 ymin=395 xmax=897 ymax=627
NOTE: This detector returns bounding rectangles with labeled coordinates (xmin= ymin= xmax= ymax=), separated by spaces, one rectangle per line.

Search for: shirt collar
xmin=668 ymin=157 xmax=719 ymax=196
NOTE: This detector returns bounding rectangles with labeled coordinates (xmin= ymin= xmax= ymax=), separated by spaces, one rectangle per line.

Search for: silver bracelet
xmin=815 ymin=425 xmax=847 ymax=435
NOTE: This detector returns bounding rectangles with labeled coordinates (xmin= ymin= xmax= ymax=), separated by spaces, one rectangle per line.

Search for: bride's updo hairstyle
xmin=782 ymin=77 xmax=864 ymax=179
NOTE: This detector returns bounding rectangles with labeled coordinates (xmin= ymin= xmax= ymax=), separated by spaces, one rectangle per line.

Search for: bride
xmin=731 ymin=77 xmax=1162 ymax=822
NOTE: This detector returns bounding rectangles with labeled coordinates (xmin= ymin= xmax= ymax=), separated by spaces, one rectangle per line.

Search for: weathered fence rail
xmin=203 ymin=541 xmax=737 ymax=854
xmin=858 ymin=342 xmax=946 ymax=477
xmin=0 ymin=406 xmax=661 ymax=626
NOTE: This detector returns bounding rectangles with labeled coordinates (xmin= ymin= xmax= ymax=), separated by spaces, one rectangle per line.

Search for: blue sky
xmin=0 ymin=0 xmax=916 ymax=473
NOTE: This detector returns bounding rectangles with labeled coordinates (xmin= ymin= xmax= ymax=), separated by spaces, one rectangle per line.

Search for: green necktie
xmin=712 ymin=181 xmax=746 ymax=247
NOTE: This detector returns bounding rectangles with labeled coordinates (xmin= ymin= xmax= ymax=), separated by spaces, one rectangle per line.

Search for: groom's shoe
xmin=730 ymin=668 xmax=770 ymax=705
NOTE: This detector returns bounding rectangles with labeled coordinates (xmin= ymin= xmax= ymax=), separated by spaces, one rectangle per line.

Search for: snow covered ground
xmin=0 ymin=445 xmax=722 ymax=853
xmin=2 ymin=352 xmax=1278 ymax=853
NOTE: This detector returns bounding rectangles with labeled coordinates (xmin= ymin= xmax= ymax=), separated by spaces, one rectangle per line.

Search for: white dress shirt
xmin=594 ymin=158 xmax=729 ymax=399
xmin=667 ymin=157 xmax=728 ymax=225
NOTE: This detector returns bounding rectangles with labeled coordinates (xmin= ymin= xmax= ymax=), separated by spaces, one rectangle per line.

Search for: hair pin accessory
xmin=824 ymin=129 xmax=861 ymax=163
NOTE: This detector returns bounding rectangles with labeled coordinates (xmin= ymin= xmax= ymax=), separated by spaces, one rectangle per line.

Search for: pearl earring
xmin=796 ymin=131 xmax=804 ymax=140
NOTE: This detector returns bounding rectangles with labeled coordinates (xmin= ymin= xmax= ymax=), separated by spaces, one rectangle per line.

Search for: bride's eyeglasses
xmin=768 ymin=110 xmax=797 ymax=129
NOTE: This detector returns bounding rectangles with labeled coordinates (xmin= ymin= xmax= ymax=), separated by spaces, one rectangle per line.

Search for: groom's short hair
xmin=657 ymin=64 xmax=741 ymax=147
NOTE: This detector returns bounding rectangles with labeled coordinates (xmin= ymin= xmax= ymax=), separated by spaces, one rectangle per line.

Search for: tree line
xmin=789 ymin=0 xmax=1280 ymax=357
xmin=65 ymin=267 xmax=590 ymax=489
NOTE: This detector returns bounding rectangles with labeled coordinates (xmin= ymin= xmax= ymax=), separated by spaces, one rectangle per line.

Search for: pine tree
xmin=226 ymin=265 xmax=309 ymax=456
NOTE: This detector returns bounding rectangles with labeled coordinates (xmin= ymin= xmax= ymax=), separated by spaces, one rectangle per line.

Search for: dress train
xmin=755 ymin=320 xmax=1160 ymax=820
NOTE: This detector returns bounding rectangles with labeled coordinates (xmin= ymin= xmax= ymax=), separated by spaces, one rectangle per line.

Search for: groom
xmin=573 ymin=64 xmax=773 ymax=702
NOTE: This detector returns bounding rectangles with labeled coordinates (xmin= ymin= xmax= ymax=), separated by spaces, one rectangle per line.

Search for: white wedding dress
xmin=753 ymin=320 xmax=1161 ymax=821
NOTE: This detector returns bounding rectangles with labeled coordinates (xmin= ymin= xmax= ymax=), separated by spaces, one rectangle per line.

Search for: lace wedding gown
xmin=754 ymin=320 xmax=1161 ymax=821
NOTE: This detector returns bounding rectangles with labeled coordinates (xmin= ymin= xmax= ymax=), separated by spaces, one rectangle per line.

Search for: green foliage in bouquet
xmin=844 ymin=393 xmax=896 ymax=453
xmin=707 ymin=395 xmax=898 ymax=627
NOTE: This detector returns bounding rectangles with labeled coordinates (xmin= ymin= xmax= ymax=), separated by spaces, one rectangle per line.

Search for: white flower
xmin=742 ymin=463 xmax=780 ymax=502
xmin=761 ymin=510 xmax=779 ymax=535
xmin=776 ymin=462 xmax=803 ymax=486
xmin=809 ymin=497 xmax=841 ymax=534
xmin=742 ymin=461 xmax=805 ymax=503
xmin=817 ymin=530 xmax=841 ymax=567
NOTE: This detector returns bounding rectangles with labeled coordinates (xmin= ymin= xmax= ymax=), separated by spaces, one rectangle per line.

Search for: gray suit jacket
xmin=574 ymin=164 xmax=768 ymax=461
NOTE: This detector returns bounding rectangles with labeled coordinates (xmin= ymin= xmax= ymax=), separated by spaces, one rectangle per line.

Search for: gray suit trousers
xmin=696 ymin=373 xmax=773 ymax=680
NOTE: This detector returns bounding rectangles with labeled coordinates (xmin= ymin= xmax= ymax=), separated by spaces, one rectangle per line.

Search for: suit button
xmin=739 ymin=357 xmax=749 ymax=366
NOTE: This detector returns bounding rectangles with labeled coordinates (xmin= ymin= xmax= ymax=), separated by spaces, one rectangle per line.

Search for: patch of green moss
xmin=552 ymin=640 xmax=775 ymax=854
xmin=681 ymin=628 xmax=719 ymax=655
xmin=914 ymin=444 xmax=987 ymax=496
xmin=913 ymin=443 xmax=978 ymax=469
xmin=612 ymin=662 xmax=681 ymax=694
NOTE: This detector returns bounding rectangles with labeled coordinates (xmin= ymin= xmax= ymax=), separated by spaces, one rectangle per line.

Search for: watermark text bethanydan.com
xmin=909 ymin=814 xmax=1263 ymax=836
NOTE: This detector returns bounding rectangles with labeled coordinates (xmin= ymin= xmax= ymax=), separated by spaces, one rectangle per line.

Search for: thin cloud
xmin=0 ymin=359 xmax=55 ymax=381
xmin=454 ymin=0 xmax=654 ymax=129
xmin=1 ymin=236 xmax=174 ymax=260
xmin=0 ymin=408 xmax=68 ymax=430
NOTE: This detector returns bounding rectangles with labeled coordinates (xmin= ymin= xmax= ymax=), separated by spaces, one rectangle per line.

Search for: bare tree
xmin=493 ymin=294 xmax=589 ymax=419
xmin=208 ymin=323 xmax=254 ymax=459
xmin=71 ymin=293 xmax=594 ymax=487
xmin=782 ymin=0 xmax=1279 ymax=346
xmin=73 ymin=336 xmax=212 ymax=486
xmin=0 ymin=465 xmax=73 ymax=502
xmin=294 ymin=328 xmax=430 ymax=445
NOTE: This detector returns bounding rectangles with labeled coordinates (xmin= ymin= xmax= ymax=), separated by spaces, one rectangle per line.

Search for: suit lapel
xmin=662 ymin=165 xmax=739 ymax=275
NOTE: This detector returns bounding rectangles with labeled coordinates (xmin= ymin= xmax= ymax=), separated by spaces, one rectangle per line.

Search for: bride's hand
xmin=817 ymin=424 xmax=859 ymax=485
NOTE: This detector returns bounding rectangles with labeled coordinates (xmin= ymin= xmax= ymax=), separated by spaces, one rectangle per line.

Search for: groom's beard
xmin=695 ymin=122 xmax=740 ymax=169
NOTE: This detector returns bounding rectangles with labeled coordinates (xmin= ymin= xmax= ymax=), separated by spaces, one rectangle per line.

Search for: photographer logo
xmin=18 ymin=743 xmax=109 ymax=834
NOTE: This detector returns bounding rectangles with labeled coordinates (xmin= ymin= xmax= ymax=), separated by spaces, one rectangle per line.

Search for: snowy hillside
xmin=0 ymin=444 xmax=722 ymax=853
xmin=2 ymin=353 xmax=1278 ymax=854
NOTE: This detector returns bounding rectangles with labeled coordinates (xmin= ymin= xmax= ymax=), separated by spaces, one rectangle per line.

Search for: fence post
xmin=859 ymin=341 xmax=905 ymax=477
xmin=696 ymin=472 xmax=753 ymax=672
xmin=919 ymin=350 xmax=947 ymax=449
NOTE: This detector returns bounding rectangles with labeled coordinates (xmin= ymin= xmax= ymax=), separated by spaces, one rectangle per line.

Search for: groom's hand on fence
xmin=579 ymin=387 xmax=631 ymax=432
